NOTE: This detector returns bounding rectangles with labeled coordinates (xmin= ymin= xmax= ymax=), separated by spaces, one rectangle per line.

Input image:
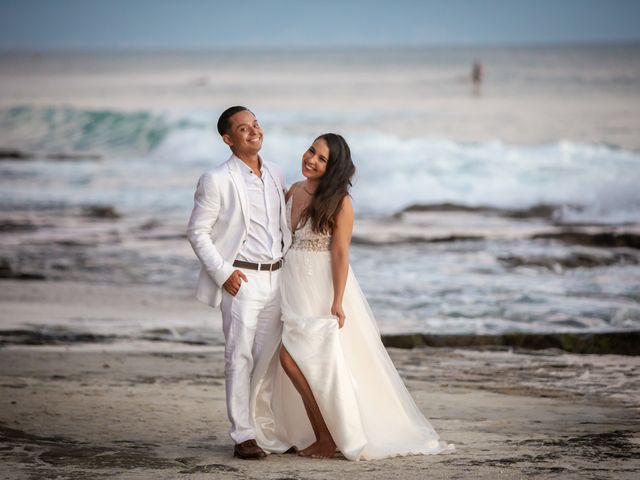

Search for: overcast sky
xmin=1 ymin=0 xmax=639 ymax=50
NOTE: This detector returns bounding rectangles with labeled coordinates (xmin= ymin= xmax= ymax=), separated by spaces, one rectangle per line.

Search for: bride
xmin=250 ymin=133 xmax=454 ymax=460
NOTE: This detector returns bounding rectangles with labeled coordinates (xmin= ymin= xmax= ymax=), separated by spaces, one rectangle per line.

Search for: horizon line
xmin=1 ymin=39 xmax=640 ymax=54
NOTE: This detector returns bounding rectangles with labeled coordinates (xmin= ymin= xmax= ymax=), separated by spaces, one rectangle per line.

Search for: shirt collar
xmin=232 ymin=154 xmax=264 ymax=176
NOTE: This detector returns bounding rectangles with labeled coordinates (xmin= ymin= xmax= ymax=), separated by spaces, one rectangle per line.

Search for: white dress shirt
xmin=234 ymin=156 xmax=283 ymax=263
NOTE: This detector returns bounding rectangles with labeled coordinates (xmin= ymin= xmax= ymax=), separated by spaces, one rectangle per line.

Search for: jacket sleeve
xmin=186 ymin=172 xmax=235 ymax=287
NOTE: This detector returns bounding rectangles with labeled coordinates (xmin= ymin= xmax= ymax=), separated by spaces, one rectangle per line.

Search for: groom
xmin=187 ymin=106 xmax=291 ymax=459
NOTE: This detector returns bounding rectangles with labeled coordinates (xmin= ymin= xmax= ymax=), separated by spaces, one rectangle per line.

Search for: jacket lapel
xmin=262 ymin=162 xmax=285 ymax=217
xmin=262 ymin=161 xmax=293 ymax=248
xmin=227 ymin=155 xmax=250 ymax=231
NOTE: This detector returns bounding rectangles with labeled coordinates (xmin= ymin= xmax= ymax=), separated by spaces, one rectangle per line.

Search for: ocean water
xmin=1 ymin=46 xmax=640 ymax=337
xmin=2 ymin=105 xmax=639 ymax=222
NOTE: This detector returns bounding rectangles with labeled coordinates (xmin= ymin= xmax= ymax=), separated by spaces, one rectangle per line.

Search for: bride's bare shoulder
xmin=285 ymin=181 xmax=302 ymax=202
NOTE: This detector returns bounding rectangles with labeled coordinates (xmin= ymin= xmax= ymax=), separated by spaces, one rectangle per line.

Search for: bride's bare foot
xmin=298 ymin=439 xmax=337 ymax=459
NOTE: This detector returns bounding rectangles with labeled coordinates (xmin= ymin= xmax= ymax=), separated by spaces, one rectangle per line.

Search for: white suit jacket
xmin=187 ymin=154 xmax=292 ymax=307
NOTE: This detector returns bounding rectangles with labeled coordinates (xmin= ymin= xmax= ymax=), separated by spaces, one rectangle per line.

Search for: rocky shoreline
xmin=382 ymin=331 xmax=640 ymax=355
xmin=2 ymin=328 xmax=639 ymax=356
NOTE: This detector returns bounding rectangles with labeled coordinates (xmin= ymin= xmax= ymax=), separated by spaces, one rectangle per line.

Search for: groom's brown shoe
xmin=233 ymin=439 xmax=267 ymax=460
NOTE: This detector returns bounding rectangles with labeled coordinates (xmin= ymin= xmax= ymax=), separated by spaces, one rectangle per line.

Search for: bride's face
xmin=301 ymin=138 xmax=329 ymax=180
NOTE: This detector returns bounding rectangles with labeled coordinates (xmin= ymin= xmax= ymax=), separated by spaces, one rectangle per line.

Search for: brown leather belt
xmin=233 ymin=259 xmax=283 ymax=272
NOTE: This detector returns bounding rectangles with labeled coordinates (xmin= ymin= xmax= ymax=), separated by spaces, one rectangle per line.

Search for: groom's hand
xmin=223 ymin=270 xmax=248 ymax=296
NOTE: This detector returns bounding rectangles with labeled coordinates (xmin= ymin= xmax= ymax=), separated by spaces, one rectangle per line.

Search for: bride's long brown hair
xmin=302 ymin=133 xmax=355 ymax=234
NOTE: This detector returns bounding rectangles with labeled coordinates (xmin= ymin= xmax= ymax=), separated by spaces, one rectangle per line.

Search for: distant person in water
xmin=472 ymin=60 xmax=483 ymax=96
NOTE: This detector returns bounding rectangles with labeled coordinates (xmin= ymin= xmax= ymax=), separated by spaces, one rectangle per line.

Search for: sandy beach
xmin=1 ymin=281 xmax=639 ymax=480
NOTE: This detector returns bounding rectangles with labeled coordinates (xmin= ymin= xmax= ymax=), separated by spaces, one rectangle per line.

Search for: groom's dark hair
xmin=217 ymin=106 xmax=252 ymax=136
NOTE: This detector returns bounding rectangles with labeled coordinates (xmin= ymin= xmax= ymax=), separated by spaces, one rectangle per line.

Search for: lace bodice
xmin=287 ymin=196 xmax=331 ymax=251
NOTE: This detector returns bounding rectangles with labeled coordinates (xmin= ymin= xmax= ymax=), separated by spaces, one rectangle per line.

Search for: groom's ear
xmin=222 ymin=134 xmax=234 ymax=147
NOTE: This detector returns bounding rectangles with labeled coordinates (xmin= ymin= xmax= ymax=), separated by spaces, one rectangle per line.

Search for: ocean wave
xmin=339 ymin=134 xmax=640 ymax=222
xmin=158 ymin=124 xmax=640 ymax=223
xmin=0 ymin=105 xmax=205 ymax=154
xmin=2 ymin=105 xmax=640 ymax=224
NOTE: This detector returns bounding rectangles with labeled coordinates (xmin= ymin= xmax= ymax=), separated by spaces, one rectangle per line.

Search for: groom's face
xmin=223 ymin=111 xmax=263 ymax=155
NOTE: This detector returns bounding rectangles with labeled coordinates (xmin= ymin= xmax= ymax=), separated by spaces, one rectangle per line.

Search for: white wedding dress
xmin=250 ymin=197 xmax=454 ymax=460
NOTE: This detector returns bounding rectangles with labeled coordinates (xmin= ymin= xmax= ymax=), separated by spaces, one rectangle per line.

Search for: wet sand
xmin=1 ymin=282 xmax=639 ymax=479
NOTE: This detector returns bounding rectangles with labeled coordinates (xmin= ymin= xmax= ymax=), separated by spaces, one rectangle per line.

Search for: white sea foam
xmin=154 ymin=123 xmax=640 ymax=223
xmin=1 ymin=104 xmax=639 ymax=225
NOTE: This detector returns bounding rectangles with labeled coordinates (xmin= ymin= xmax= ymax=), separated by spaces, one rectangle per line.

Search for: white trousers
xmin=220 ymin=267 xmax=282 ymax=444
